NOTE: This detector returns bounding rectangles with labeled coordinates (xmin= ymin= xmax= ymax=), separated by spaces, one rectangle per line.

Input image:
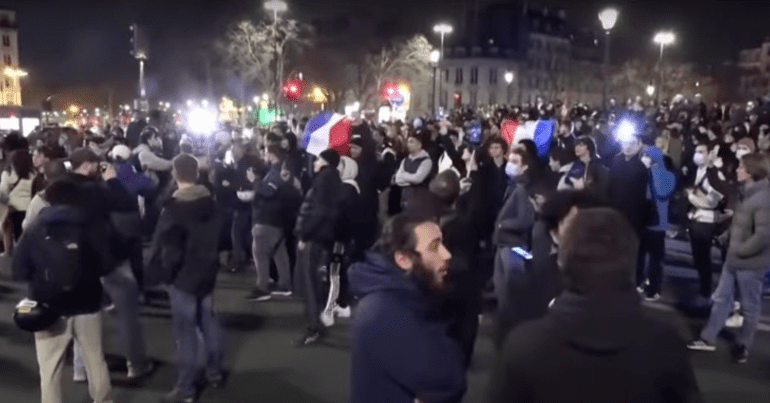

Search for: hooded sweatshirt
xmin=644 ymin=146 xmax=677 ymax=232
xmin=148 ymin=184 xmax=222 ymax=297
xmin=348 ymin=251 xmax=466 ymax=403
xmin=486 ymin=289 xmax=702 ymax=403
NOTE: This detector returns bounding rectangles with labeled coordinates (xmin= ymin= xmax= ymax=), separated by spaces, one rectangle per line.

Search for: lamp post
xmin=429 ymin=50 xmax=440 ymax=115
xmin=598 ymin=8 xmax=618 ymax=111
xmin=433 ymin=23 xmax=453 ymax=110
xmin=265 ymin=0 xmax=287 ymax=118
xmin=653 ymin=31 xmax=675 ymax=104
xmin=646 ymin=84 xmax=655 ymax=98
xmin=504 ymin=71 xmax=514 ymax=105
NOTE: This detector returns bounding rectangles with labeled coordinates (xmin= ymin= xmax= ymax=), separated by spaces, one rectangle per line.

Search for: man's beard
xmin=409 ymin=257 xmax=448 ymax=295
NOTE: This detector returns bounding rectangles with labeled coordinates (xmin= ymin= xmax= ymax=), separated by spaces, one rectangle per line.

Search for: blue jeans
xmin=700 ymin=266 xmax=765 ymax=348
xmin=169 ymin=287 xmax=223 ymax=396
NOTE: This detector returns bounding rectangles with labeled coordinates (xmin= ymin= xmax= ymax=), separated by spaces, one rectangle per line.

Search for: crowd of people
xmin=3 ymin=93 xmax=770 ymax=403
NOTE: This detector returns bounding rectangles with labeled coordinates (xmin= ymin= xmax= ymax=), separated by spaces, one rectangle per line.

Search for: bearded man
xmin=348 ymin=213 xmax=467 ymax=403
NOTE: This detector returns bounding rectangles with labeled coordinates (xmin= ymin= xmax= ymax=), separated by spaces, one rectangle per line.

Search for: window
xmin=4 ymin=78 xmax=9 ymax=88
xmin=489 ymin=92 xmax=497 ymax=105
xmin=441 ymin=90 xmax=448 ymax=108
xmin=3 ymin=54 xmax=11 ymax=66
xmin=489 ymin=68 xmax=498 ymax=84
xmin=2 ymin=35 xmax=9 ymax=47
xmin=455 ymin=68 xmax=463 ymax=84
xmin=470 ymin=67 xmax=478 ymax=85
xmin=469 ymin=89 xmax=477 ymax=106
xmin=444 ymin=69 xmax=449 ymax=83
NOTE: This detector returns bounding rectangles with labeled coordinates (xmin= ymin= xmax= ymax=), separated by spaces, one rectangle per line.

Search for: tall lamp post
xmin=504 ymin=71 xmax=514 ymax=105
xmin=598 ymin=8 xmax=618 ymax=111
xmin=653 ymin=31 xmax=675 ymax=104
xmin=429 ymin=50 xmax=440 ymax=115
xmin=265 ymin=0 xmax=287 ymax=117
xmin=433 ymin=23 xmax=453 ymax=110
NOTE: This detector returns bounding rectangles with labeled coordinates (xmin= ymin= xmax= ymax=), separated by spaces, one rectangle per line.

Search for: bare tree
xmin=220 ymin=18 xmax=311 ymax=100
xmin=611 ymin=59 xmax=715 ymax=101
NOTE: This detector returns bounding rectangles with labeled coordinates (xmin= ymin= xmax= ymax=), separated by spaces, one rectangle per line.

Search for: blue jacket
xmin=644 ymin=147 xmax=676 ymax=231
xmin=115 ymin=161 xmax=157 ymax=199
xmin=348 ymin=251 xmax=466 ymax=403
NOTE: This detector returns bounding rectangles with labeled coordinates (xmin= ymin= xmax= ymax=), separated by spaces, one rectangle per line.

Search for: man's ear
xmin=394 ymin=251 xmax=414 ymax=271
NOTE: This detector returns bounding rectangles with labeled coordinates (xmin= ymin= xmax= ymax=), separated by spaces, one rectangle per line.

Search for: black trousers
xmin=294 ymin=241 xmax=329 ymax=331
xmin=638 ymin=229 xmax=666 ymax=294
xmin=689 ymin=221 xmax=717 ymax=297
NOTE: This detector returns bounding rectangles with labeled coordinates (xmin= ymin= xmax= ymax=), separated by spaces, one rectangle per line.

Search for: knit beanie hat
xmin=319 ymin=148 xmax=341 ymax=169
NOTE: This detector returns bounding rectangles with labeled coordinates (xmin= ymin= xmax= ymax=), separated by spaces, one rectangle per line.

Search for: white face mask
xmin=736 ymin=148 xmax=751 ymax=160
xmin=693 ymin=152 xmax=706 ymax=166
xmin=505 ymin=161 xmax=520 ymax=178
xmin=641 ymin=156 xmax=653 ymax=169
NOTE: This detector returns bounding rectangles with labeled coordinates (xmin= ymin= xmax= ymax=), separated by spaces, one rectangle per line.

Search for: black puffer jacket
xmin=147 ymin=185 xmax=222 ymax=297
xmin=294 ymin=166 xmax=342 ymax=245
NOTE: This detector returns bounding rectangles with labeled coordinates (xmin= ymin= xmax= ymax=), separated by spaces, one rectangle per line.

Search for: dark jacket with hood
xmin=148 ymin=184 xmax=222 ymax=297
xmin=13 ymin=205 xmax=114 ymax=316
xmin=349 ymin=251 xmax=467 ymax=403
xmin=486 ymin=290 xmax=702 ymax=403
xmin=294 ymin=165 xmax=342 ymax=245
xmin=609 ymin=152 xmax=649 ymax=233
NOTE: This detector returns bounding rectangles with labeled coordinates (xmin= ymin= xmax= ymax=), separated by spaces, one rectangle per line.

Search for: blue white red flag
xmin=301 ymin=112 xmax=352 ymax=156
xmin=513 ymin=119 xmax=556 ymax=158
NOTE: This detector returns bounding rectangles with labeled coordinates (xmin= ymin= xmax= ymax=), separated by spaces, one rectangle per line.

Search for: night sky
xmin=2 ymin=0 xmax=768 ymax=106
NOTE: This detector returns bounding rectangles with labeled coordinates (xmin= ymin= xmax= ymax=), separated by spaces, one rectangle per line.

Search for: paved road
xmin=0 ymin=239 xmax=769 ymax=403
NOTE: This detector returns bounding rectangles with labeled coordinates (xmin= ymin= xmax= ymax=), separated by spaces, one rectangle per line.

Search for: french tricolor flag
xmin=501 ymin=119 xmax=555 ymax=158
xmin=301 ymin=112 xmax=352 ymax=156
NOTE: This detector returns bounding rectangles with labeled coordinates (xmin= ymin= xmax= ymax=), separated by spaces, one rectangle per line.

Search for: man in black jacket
xmin=486 ymin=207 xmax=702 ymax=403
xmin=245 ymin=145 xmax=300 ymax=301
xmin=293 ymin=148 xmax=342 ymax=346
xmin=13 ymin=179 xmax=115 ymax=403
xmin=148 ymin=154 xmax=224 ymax=403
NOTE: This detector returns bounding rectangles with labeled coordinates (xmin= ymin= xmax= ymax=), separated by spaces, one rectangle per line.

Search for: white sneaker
xmin=73 ymin=366 xmax=86 ymax=383
xmin=320 ymin=310 xmax=335 ymax=327
xmin=334 ymin=305 xmax=351 ymax=318
xmin=725 ymin=313 xmax=744 ymax=329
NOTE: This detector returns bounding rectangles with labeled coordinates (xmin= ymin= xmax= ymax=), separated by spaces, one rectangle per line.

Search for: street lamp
xmin=504 ymin=71 xmax=514 ymax=104
xmin=264 ymin=0 xmax=287 ymax=21
xmin=429 ymin=50 xmax=440 ymax=115
xmin=433 ymin=23 xmax=453 ymax=110
xmin=646 ymin=84 xmax=655 ymax=97
xmin=598 ymin=7 xmax=619 ymax=111
xmin=653 ymin=31 xmax=675 ymax=103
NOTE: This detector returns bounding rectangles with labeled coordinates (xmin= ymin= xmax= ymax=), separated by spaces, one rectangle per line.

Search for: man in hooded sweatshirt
xmin=293 ymin=149 xmax=342 ymax=346
xmin=486 ymin=207 xmax=702 ymax=403
xmin=148 ymin=154 xmax=224 ymax=403
xmin=639 ymin=146 xmax=677 ymax=300
xmin=348 ymin=213 xmax=466 ymax=403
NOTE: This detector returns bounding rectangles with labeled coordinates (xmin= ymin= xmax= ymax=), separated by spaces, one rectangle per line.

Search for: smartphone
xmin=511 ymin=247 xmax=533 ymax=261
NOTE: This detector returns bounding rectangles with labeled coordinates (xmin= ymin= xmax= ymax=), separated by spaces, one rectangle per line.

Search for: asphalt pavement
xmin=0 ymin=239 xmax=769 ymax=403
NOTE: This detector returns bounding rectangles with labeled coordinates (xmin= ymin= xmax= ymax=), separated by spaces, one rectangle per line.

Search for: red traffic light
xmin=382 ymin=81 xmax=398 ymax=100
xmin=283 ymin=80 xmax=303 ymax=101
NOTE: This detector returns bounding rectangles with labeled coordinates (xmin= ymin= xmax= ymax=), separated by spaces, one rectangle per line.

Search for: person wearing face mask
xmin=756 ymin=125 xmax=770 ymax=154
xmin=557 ymin=136 xmax=609 ymax=201
xmin=492 ymin=148 xmax=536 ymax=348
xmin=638 ymin=146 xmax=677 ymax=301
xmin=683 ymin=143 xmax=728 ymax=302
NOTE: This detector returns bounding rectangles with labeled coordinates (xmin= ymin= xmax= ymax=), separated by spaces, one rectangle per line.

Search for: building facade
xmin=0 ymin=9 xmax=19 ymax=106
xmin=441 ymin=3 xmax=605 ymax=109
xmin=738 ymin=39 xmax=770 ymax=99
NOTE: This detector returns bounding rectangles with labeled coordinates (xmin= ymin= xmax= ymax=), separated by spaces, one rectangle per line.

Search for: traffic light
xmin=382 ymin=81 xmax=397 ymax=100
xmin=454 ymin=92 xmax=462 ymax=107
xmin=283 ymin=79 xmax=303 ymax=102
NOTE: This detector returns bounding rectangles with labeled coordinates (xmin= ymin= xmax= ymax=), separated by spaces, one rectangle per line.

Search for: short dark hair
xmin=45 ymin=180 xmax=81 ymax=206
xmin=487 ymin=136 xmax=509 ymax=155
xmin=43 ymin=160 xmax=68 ymax=183
xmin=540 ymin=190 xmax=608 ymax=232
xmin=741 ymin=153 xmax=770 ymax=181
xmin=378 ymin=213 xmax=438 ymax=262
xmin=173 ymin=154 xmax=199 ymax=184
xmin=558 ymin=207 xmax=639 ymax=294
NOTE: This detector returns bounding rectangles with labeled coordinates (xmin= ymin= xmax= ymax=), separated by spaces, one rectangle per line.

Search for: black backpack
xmin=128 ymin=152 xmax=144 ymax=173
xmin=32 ymin=219 xmax=89 ymax=306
